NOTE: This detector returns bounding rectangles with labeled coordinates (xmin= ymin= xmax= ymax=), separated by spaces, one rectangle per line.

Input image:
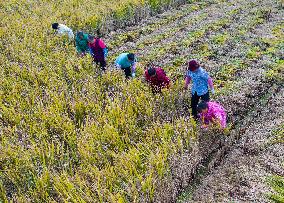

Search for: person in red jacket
xmin=145 ymin=66 xmax=170 ymax=93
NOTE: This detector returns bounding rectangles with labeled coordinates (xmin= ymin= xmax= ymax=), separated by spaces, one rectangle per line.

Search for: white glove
xmin=132 ymin=73 xmax=136 ymax=78
xmin=211 ymin=88 xmax=215 ymax=94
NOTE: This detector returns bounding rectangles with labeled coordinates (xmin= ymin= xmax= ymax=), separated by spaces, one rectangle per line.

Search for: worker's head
xmin=147 ymin=68 xmax=156 ymax=78
xmin=127 ymin=53 xmax=135 ymax=62
xmin=77 ymin=31 xmax=84 ymax=39
xmin=197 ymin=101 xmax=209 ymax=114
xmin=88 ymin=35 xmax=95 ymax=43
xmin=188 ymin=60 xmax=200 ymax=72
xmin=52 ymin=23 xmax=59 ymax=30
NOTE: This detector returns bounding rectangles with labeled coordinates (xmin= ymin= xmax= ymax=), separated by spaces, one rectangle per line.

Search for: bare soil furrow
xmin=106 ymin=1 xmax=214 ymax=49
xmin=176 ymin=1 xmax=283 ymax=201
xmin=108 ymin=0 xmax=249 ymax=60
xmin=161 ymin=1 xmax=277 ymax=67
xmin=188 ymin=87 xmax=284 ymax=203
xmin=124 ymin=0 xmax=269 ymax=76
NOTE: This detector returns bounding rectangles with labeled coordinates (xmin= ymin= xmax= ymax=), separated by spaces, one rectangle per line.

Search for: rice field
xmin=0 ymin=0 xmax=283 ymax=202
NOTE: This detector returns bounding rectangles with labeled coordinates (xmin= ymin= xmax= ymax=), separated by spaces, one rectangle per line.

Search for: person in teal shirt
xmin=75 ymin=31 xmax=89 ymax=57
xmin=115 ymin=53 xmax=137 ymax=78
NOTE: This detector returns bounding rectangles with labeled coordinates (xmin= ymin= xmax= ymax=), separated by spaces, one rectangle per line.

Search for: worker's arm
xmin=212 ymin=113 xmax=226 ymax=129
xmin=115 ymin=56 xmax=121 ymax=69
xmin=75 ymin=40 xmax=80 ymax=53
xmin=75 ymin=46 xmax=80 ymax=53
xmin=98 ymin=39 xmax=108 ymax=58
xmin=131 ymin=62 xmax=137 ymax=77
xmin=87 ymin=43 xmax=93 ymax=55
xmin=57 ymin=28 xmax=63 ymax=35
xmin=211 ymin=116 xmax=220 ymax=124
xmin=208 ymin=77 xmax=215 ymax=94
xmin=89 ymin=48 xmax=94 ymax=57
xmin=116 ymin=63 xmax=121 ymax=69
xmin=57 ymin=25 xmax=68 ymax=35
xmin=68 ymin=30 xmax=75 ymax=41
xmin=144 ymin=70 xmax=151 ymax=83
xmin=200 ymin=115 xmax=209 ymax=129
xmin=99 ymin=39 xmax=106 ymax=48
xmin=163 ymin=74 xmax=171 ymax=88
xmin=103 ymin=48 xmax=108 ymax=58
xmin=184 ymin=76 xmax=191 ymax=89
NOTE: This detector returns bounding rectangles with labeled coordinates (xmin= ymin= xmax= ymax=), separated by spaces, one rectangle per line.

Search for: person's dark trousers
xmin=191 ymin=91 xmax=210 ymax=119
xmin=122 ymin=66 xmax=132 ymax=78
xmin=94 ymin=58 xmax=106 ymax=71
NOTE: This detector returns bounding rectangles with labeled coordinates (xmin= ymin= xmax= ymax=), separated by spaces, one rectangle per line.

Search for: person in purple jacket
xmin=88 ymin=31 xmax=108 ymax=71
xmin=184 ymin=60 xmax=215 ymax=119
xmin=197 ymin=101 xmax=227 ymax=129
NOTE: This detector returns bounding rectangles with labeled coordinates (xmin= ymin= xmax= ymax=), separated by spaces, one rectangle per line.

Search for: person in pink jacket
xmin=197 ymin=101 xmax=227 ymax=129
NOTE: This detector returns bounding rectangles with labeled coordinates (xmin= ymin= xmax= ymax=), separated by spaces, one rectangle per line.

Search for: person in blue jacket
xmin=184 ymin=59 xmax=215 ymax=119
